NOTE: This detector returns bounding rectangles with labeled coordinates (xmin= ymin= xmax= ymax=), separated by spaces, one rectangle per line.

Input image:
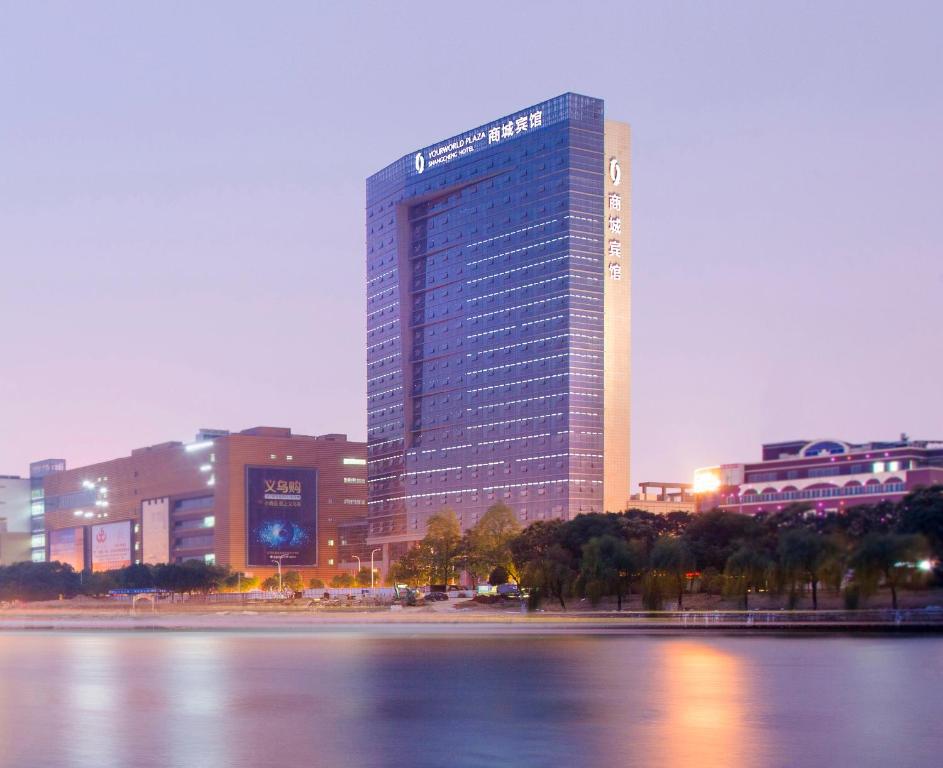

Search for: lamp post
xmin=270 ymin=556 xmax=284 ymax=591
xmin=370 ymin=547 xmax=382 ymax=589
xmin=352 ymin=554 xmax=361 ymax=583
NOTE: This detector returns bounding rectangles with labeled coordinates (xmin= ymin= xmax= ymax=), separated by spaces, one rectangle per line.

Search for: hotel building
xmin=40 ymin=427 xmax=368 ymax=580
xmin=366 ymin=93 xmax=631 ymax=560
xmin=694 ymin=437 xmax=943 ymax=515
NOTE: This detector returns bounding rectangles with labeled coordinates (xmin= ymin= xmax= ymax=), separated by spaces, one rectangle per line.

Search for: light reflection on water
xmin=0 ymin=632 xmax=940 ymax=768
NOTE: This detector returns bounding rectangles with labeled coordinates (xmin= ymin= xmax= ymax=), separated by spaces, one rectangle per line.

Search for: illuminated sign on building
xmin=414 ymin=109 xmax=544 ymax=173
xmin=246 ymin=467 xmax=318 ymax=567
xmin=606 ymin=157 xmax=624 ymax=280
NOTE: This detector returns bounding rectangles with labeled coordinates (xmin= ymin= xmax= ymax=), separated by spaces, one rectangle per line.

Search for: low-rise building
xmin=694 ymin=437 xmax=943 ymax=515
xmin=0 ymin=474 xmax=31 ymax=564
xmin=626 ymin=481 xmax=696 ymax=515
xmin=41 ymin=427 xmax=368 ymax=582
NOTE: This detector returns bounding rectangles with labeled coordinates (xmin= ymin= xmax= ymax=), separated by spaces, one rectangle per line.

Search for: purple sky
xmin=1 ymin=2 xmax=941 ymax=490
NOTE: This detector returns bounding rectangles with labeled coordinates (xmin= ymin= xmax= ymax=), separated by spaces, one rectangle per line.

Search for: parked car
xmin=425 ymin=591 xmax=449 ymax=601
xmin=496 ymin=584 xmax=521 ymax=599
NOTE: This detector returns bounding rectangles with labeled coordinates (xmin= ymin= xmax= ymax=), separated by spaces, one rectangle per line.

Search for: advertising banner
xmin=49 ymin=527 xmax=86 ymax=572
xmin=141 ymin=497 xmax=170 ymax=565
xmin=246 ymin=466 xmax=317 ymax=567
xmin=91 ymin=520 xmax=132 ymax=572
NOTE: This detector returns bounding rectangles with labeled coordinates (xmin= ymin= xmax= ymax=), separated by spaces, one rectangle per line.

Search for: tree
xmin=261 ymin=575 xmax=281 ymax=590
xmin=308 ymin=578 xmax=325 ymax=589
xmin=511 ymin=521 xmax=576 ymax=610
xmin=355 ymin=568 xmax=372 ymax=587
xmin=466 ymin=503 xmax=521 ymax=584
xmin=724 ymin=546 xmax=770 ymax=609
xmin=390 ymin=543 xmax=432 ymax=585
xmin=330 ymin=573 xmax=355 ymax=588
xmin=282 ymin=570 xmax=303 ymax=591
xmin=850 ymin=533 xmax=927 ymax=609
xmin=0 ymin=561 xmax=81 ymax=601
xmin=777 ymin=528 xmax=835 ymax=609
xmin=650 ymin=535 xmax=694 ymax=610
xmin=581 ymin=534 xmax=643 ymax=610
xmin=684 ymin=510 xmax=760 ymax=572
xmin=424 ymin=508 xmax=463 ymax=585
xmin=897 ymin=485 xmax=943 ymax=560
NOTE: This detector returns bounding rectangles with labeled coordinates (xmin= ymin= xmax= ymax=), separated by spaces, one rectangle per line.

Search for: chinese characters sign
xmin=246 ymin=467 xmax=318 ymax=567
xmin=415 ymin=109 xmax=544 ymax=173
xmin=607 ymin=156 xmax=624 ymax=280
xmin=91 ymin=520 xmax=132 ymax=572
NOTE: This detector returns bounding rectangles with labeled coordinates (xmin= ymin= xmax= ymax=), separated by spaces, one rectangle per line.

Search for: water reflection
xmin=655 ymin=641 xmax=758 ymax=768
xmin=0 ymin=632 xmax=939 ymax=768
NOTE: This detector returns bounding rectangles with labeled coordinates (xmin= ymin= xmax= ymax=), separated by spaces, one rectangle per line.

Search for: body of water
xmin=0 ymin=630 xmax=939 ymax=767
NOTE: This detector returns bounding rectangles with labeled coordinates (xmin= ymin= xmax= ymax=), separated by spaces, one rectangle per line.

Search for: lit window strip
xmin=469 ymin=372 xmax=567 ymax=393
xmin=468 ymin=412 xmax=565 ymax=430
xmin=467 ymin=324 xmax=517 ymax=339
xmin=464 ymin=218 xmax=559 ymax=252
xmin=466 ymin=236 xmax=568 ymax=268
xmin=368 ymin=385 xmax=403 ymax=398
xmin=466 ymin=254 xmax=567 ymax=284
xmin=477 ymin=432 xmax=551 ymax=447
xmin=465 ymin=393 xmax=561 ymax=412
xmin=367 ymin=301 xmax=400 ymax=321
xmin=474 ymin=276 xmax=563 ymax=302
xmin=468 ymin=294 xmax=565 ymax=321
xmin=367 ymin=335 xmax=400 ymax=353
xmin=367 ymin=318 xmax=400 ymax=334
xmin=405 ymin=465 xmax=463 ymax=476
xmin=467 ymin=333 xmax=570 ymax=356
xmin=468 ymin=352 xmax=568 ymax=376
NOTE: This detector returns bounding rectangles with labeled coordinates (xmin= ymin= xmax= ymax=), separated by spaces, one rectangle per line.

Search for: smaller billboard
xmin=142 ymin=498 xmax=170 ymax=565
xmin=91 ymin=520 xmax=132 ymax=572
xmin=49 ymin=527 xmax=86 ymax=572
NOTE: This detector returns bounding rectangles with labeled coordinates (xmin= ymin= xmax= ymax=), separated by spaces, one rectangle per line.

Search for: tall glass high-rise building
xmin=366 ymin=93 xmax=630 ymax=561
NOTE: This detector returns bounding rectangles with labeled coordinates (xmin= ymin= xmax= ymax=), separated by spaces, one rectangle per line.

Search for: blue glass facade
xmin=366 ymin=93 xmax=609 ymax=552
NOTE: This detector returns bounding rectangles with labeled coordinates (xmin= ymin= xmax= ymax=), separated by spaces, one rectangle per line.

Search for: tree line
xmin=0 ymin=560 xmax=373 ymax=602
xmin=390 ymin=485 xmax=943 ymax=610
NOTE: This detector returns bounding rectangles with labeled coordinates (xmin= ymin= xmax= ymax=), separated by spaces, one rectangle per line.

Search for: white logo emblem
xmin=414 ymin=152 xmax=425 ymax=174
xmin=609 ymin=157 xmax=621 ymax=185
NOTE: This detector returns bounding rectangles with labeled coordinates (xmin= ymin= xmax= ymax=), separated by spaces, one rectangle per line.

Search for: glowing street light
xmin=370 ymin=548 xmax=381 ymax=589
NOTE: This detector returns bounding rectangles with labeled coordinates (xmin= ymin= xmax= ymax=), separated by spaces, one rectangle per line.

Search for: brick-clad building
xmin=41 ymin=427 xmax=368 ymax=582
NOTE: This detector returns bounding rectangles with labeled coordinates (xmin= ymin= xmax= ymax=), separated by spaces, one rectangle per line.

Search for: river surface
xmin=0 ymin=630 xmax=939 ymax=767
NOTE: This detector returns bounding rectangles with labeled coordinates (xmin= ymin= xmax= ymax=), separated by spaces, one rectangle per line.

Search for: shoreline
xmin=2 ymin=607 xmax=942 ymax=635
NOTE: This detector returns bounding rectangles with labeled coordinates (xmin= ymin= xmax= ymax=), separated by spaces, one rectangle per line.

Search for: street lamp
xmin=352 ymin=554 xmax=361 ymax=581
xmin=370 ymin=547 xmax=382 ymax=589
xmin=270 ymin=556 xmax=286 ymax=591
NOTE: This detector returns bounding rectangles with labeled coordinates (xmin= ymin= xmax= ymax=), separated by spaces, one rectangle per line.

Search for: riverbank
xmin=2 ymin=597 xmax=942 ymax=633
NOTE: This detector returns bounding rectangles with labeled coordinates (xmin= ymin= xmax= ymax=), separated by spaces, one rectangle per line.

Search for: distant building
xmin=366 ymin=92 xmax=632 ymax=564
xmin=626 ymin=481 xmax=696 ymax=515
xmin=28 ymin=459 xmax=66 ymax=562
xmin=0 ymin=474 xmax=31 ymax=564
xmin=40 ymin=427 xmax=368 ymax=581
xmin=694 ymin=437 xmax=943 ymax=515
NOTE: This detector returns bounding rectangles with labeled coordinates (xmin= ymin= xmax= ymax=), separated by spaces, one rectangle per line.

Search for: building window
xmin=343 ymin=457 xmax=366 ymax=465
xmin=327 ymin=539 xmax=335 ymax=546
xmin=328 ymin=558 xmax=335 ymax=566
xmin=203 ymin=516 xmax=215 ymax=528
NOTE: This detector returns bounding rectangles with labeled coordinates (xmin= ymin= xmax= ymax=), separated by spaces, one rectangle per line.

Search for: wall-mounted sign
xmin=141 ymin=497 xmax=170 ymax=565
xmin=49 ymin=527 xmax=85 ymax=572
xmin=246 ymin=467 xmax=318 ymax=567
xmin=609 ymin=156 xmax=622 ymax=185
xmin=91 ymin=520 xmax=132 ymax=572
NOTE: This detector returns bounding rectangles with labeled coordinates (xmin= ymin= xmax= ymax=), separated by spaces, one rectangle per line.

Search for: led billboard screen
xmin=246 ymin=467 xmax=317 ymax=567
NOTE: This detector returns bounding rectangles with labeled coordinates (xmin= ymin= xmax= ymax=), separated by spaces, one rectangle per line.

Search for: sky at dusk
xmin=1 ymin=2 xmax=941 ymax=490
